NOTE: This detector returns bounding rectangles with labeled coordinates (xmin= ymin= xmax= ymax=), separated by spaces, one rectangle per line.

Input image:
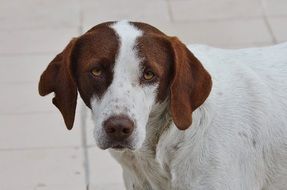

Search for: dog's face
xmin=39 ymin=21 xmax=212 ymax=150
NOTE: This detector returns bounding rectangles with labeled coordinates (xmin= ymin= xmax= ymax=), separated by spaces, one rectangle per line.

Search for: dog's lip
xmin=98 ymin=139 xmax=135 ymax=150
xmin=109 ymin=142 xmax=134 ymax=150
xmin=112 ymin=144 xmax=124 ymax=149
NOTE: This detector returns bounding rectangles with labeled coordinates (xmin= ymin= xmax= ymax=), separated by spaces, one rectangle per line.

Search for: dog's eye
xmin=143 ymin=70 xmax=155 ymax=80
xmin=91 ymin=68 xmax=102 ymax=77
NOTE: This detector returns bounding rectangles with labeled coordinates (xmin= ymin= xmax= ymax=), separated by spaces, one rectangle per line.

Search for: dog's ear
xmin=169 ymin=37 xmax=212 ymax=130
xmin=38 ymin=39 xmax=78 ymax=130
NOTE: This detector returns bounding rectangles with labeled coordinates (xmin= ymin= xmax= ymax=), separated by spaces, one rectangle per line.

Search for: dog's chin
xmin=110 ymin=144 xmax=135 ymax=151
xmin=96 ymin=141 xmax=138 ymax=151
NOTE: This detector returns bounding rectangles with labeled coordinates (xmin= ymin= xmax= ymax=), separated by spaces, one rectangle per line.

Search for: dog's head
xmin=39 ymin=21 xmax=212 ymax=150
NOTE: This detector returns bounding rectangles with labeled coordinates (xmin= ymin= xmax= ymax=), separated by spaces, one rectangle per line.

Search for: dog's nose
xmin=103 ymin=115 xmax=134 ymax=141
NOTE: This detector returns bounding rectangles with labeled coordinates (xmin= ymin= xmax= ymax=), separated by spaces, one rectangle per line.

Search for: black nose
xmin=103 ymin=115 xmax=134 ymax=141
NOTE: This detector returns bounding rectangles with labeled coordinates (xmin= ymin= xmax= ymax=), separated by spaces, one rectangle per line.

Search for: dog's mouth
xmin=111 ymin=144 xmax=125 ymax=150
xmin=108 ymin=141 xmax=135 ymax=151
xmin=96 ymin=135 xmax=137 ymax=150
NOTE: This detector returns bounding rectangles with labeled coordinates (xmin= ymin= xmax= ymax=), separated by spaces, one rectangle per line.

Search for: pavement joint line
xmin=0 ymin=81 xmax=39 ymax=85
xmin=262 ymin=16 xmax=277 ymax=44
xmin=0 ymin=111 xmax=58 ymax=116
xmin=78 ymin=6 xmax=91 ymax=188
xmin=164 ymin=15 xmax=269 ymax=23
xmin=0 ymin=146 xmax=82 ymax=152
xmin=0 ymin=52 xmax=61 ymax=56
xmin=166 ymin=0 xmax=174 ymax=22
xmin=79 ymin=0 xmax=84 ymax=35
xmin=260 ymin=0 xmax=277 ymax=44
xmin=80 ymin=100 xmax=91 ymax=188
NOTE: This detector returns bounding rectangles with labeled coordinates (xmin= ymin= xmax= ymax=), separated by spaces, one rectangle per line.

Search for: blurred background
xmin=0 ymin=0 xmax=286 ymax=189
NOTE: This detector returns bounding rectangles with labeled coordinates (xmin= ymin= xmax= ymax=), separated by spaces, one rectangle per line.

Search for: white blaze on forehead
xmin=110 ymin=20 xmax=143 ymax=80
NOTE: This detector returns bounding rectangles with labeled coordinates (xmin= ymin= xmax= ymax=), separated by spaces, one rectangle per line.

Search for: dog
xmin=39 ymin=20 xmax=287 ymax=190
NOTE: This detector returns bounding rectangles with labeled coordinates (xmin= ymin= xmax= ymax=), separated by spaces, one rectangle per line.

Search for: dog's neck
xmin=109 ymin=98 xmax=214 ymax=189
xmin=141 ymin=96 xmax=214 ymax=154
xmin=140 ymin=99 xmax=172 ymax=153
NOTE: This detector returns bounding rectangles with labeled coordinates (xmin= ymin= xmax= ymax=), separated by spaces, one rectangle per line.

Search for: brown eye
xmin=143 ymin=70 xmax=155 ymax=80
xmin=91 ymin=68 xmax=102 ymax=77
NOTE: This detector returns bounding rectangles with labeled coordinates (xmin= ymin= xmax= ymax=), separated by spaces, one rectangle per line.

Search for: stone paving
xmin=0 ymin=0 xmax=286 ymax=189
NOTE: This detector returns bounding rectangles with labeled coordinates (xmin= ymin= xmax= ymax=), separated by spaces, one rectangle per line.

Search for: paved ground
xmin=0 ymin=0 xmax=286 ymax=189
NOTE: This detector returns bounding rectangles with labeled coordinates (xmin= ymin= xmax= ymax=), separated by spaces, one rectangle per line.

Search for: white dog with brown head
xmin=39 ymin=20 xmax=287 ymax=190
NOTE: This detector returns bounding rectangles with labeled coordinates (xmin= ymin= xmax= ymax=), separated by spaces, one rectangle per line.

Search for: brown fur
xmin=38 ymin=23 xmax=119 ymax=130
xmin=39 ymin=39 xmax=78 ymax=130
xmin=169 ymin=37 xmax=212 ymax=130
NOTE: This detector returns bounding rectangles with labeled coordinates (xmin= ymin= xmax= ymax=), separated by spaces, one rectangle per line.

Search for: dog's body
xmin=110 ymin=43 xmax=287 ymax=190
xmin=39 ymin=21 xmax=287 ymax=190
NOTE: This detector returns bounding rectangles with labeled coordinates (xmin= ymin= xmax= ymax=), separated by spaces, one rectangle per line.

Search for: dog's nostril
xmin=122 ymin=127 xmax=131 ymax=134
xmin=103 ymin=115 xmax=134 ymax=141
xmin=105 ymin=126 xmax=116 ymax=134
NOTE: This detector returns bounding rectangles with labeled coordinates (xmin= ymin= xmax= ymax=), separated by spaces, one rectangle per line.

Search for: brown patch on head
xmin=132 ymin=22 xmax=166 ymax=36
xmin=131 ymin=22 xmax=174 ymax=102
xmin=136 ymin=35 xmax=173 ymax=102
xmin=39 ymin=22 xmax=119 ymax=129
xmin=132 ymin=22 xmax=212 ymax=130
xmin=71 ymin=24 xmax=119 ymax=107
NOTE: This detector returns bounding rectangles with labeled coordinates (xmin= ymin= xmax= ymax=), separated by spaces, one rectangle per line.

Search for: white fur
xmin=91 ymin=21 xmax=158 ymax=149
xmin=108 ymin=42 xmax=287 ymax=189
xmin=88 ymin=21 xmax=287 ymax=190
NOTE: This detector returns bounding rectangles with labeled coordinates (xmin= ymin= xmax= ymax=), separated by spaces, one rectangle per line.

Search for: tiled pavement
xmin=0 ymin=0 xmax=286 ymax=189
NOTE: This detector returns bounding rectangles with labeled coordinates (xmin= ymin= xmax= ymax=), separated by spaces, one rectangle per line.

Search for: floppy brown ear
xmin=38 ymin=39 xmax=78 ymax=130
xmin=169 ymin=37 xmax=212 ymax=130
